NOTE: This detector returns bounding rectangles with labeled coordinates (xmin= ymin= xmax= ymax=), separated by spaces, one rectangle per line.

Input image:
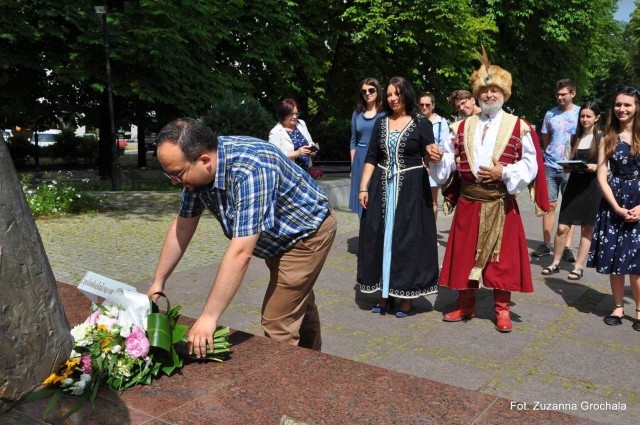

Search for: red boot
xmin=443 ymin=290 xmax=476 ymax=322
xmin=494 ymin=289 xmax=512 ymax=332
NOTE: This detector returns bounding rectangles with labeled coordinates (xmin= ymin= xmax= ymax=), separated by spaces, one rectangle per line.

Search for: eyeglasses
xmin=287 ymin=112 xmax=300 ymax=118
xmin=360 ymin=88 xmax=377 ymax=95
xmin=616 ymin=86 xmax=640 ymax=96
xmin=163 ymin=160 xmax=195 ymax=183
xmin=419 ymin=103 xmax=433 ymax=107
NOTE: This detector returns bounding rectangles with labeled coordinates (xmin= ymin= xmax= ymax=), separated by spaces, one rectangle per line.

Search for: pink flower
xmin=309 ymin=167 xmax=323 ymax=180
xmin=80 ymin=354 xmax=93 ymax=375
xmin=84 ymin=310 xmax=100 ymax=325
xmin=125 ymin=325 xmax=150 ymax=358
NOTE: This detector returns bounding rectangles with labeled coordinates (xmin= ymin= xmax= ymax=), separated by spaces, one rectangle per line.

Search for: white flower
xmin=69 ymin=379 xmax=87 ymax=395
xmin=118 ymin=318 xmax=133 ymax=338
xmin=52 ymin=180 xmax=57 ymax=184
xmin=105 ymin=304 xmax=121 ymax=318
xmin=96 ymin=315 xmax=117 ymax=330
xmin=70 ymin=324 xmax=93 ymax=346
xmin=111 ymin=344 xmax=122 ymax=354
xmin=115 ymin=359 xmax=132 ymax=377
xmin=80 ymin=373 xmax=92 ymax=382
xmin=62 ymin=378 xmax=74 ymax=387
xmin=70 ymin=349 xmax=80 ymax=358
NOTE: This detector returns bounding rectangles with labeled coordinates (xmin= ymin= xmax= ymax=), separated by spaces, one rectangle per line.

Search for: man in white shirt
xmin=429 ymin=54 xmax=548 ymax=332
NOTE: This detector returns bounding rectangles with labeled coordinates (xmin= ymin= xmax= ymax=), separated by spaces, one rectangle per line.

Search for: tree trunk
xmin=98 ymin=93 xmax=112 ymax=180
xmin=136 ymin=104 xmax=147 ymax=168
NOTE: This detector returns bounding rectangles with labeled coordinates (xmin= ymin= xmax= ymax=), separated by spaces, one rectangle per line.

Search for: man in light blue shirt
xmin=532 ymin=79 xmax=579 ymax=260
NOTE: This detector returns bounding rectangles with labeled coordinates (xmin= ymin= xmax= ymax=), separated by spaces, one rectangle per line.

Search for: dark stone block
xmin=0 ymin=139 xmax=72 ymax=412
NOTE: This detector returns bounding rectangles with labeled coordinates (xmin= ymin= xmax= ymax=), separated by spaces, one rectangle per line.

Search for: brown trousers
xmin=262 ymin=210 xmax=337 ymax=351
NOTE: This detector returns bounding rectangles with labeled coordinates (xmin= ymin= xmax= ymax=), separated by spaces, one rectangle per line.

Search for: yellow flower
xmin=97 ymin=325 xmax=108 ymax=332
xmin=61 ymin=358 xmax=80 ymax=379
xmin=43 ymin=372 xmax=62 ymax=386
xmin=100 ymin=337 xmax=112 ymax=352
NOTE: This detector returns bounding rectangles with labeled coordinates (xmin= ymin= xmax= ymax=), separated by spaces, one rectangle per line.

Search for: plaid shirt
xmin=178 ymin=136 xmax=330 ymax=259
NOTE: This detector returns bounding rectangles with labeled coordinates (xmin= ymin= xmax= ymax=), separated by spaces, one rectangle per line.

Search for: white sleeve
xmin=501 ymin=131 xmax=538 ymax=194
xmin=268 ymin=125 xmax=289 ymax=152
xmin=429 ymin=131 xmax=457 ymax=185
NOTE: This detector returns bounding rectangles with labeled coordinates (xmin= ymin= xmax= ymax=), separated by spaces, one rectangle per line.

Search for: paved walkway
xmin=37 ymin=184 xmax=640 ymax=424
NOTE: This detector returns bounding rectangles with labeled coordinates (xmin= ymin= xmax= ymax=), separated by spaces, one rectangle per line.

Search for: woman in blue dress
xmin=349 ymin=78 xmax=385 ymax=217
xmin=357 ymin=76 xmax=439 ymax=317
xmin=587 ymin=87 xmax=640 ymax=331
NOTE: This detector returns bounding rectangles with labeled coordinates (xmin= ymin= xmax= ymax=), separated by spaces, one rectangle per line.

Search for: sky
xmin=615 ymin=0 xmax=636 ymax=22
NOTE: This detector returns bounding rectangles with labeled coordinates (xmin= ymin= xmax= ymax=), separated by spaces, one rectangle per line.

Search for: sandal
xmin=634 ymin=309 xmax=640 ymax=332
xmin=541 ymin=264 xmax=560 ymax=275
xmin=603 ymin=304 xmax=624 ymax=326
xmin=567 ymin=268 xmax=583 ymax=280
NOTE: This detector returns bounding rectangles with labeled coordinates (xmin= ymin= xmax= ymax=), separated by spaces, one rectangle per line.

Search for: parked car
xmin=2 ymin=129 xmax=12 ymax=140
xmin=144 ymin=133 xmax=157 ymax=153
xmin=31 ymin=129 xmax=62 ymax=147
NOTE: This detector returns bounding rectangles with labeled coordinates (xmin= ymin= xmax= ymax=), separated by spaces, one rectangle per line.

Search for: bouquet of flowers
xmin=29 ymin=289 xmax=230 ymax=418
xmin=309 ymin=166 xmax=323 ymax=180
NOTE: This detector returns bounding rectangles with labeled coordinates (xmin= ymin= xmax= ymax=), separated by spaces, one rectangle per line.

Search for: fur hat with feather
xmin=470 ymin=47 xmax=512 ymax=101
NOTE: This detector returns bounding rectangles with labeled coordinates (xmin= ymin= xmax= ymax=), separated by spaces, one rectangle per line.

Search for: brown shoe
xmin=443 ymin=290 xmax=476 ymax=322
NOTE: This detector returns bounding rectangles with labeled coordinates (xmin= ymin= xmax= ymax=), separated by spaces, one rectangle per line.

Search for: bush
xmin=21 ymin=172 xmax=103 ymax=217
xmin=202 ymin=93 xmax=274 ymax=139
xmin=42 ymin=128 xmax=98 ymax=164
xmin=6 ymin=133 xmax=34 ymax=164
xmin=309 ymin=116 xmax=351 ymax=161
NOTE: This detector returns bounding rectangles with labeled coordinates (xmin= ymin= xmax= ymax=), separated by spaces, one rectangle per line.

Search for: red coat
xmin=439 ymin=116 xmax=548 ymax=292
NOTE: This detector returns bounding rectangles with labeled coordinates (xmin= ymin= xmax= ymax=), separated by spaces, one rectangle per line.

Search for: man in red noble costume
xmin=428 ymin=52 xmax=549 ymax=332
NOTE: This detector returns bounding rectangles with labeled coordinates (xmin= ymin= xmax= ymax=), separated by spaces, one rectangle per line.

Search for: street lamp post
xmin=95 ymin=4 xmax=121 ymax=190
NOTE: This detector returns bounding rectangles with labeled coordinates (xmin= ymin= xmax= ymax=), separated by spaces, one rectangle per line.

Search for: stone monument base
xmin=9 ymin=283 xmax=589 ymax=424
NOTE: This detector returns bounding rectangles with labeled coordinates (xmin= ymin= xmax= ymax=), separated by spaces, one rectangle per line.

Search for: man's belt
xmin=460 ymin=180 xmax=515 ymax=281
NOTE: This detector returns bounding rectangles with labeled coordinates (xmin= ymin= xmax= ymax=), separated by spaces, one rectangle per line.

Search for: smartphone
xmin=308 ymin=145 xmax=319 ymax=153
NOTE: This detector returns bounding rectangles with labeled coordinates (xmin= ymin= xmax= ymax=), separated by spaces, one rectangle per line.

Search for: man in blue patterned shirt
xmin=147 ymin=118 xmax=336 ymax=357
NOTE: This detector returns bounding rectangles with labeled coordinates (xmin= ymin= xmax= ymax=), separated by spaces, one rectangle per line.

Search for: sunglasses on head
xmin=361 ymin=88 xmax=376 ymax=95
xmin=617 ymin=86 xmax=640 ymax=96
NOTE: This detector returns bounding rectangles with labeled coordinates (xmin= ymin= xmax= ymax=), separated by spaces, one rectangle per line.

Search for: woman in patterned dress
xmin=357 ymin=76 xmax=439 ymax=318
xmin=268 ymin=99 xmax=319 ymax=172
xmin=587 ymin=87 xmax=640 ymax=331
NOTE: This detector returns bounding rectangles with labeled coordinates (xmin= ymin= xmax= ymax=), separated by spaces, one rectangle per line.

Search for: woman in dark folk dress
xmin=357 ymin=76 xmax=439 ymax=318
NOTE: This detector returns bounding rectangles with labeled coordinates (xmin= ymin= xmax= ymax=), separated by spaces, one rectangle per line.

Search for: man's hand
xmin=146 ymin=281 xmax=165 ymax=302
xmin=477 ymin=157 xmax=503 ymax=184
xmin=187 ymin=313 xmax=217 ymax=358
xmin=427 ymin=144 xmax=443 ymax=163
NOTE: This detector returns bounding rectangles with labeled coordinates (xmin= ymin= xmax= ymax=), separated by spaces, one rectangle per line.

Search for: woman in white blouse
xmin=269 ymin=99 xmax=319 ymax=172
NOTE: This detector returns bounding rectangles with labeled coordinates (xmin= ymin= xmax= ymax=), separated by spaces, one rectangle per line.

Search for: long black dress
xmin=357 ymin=115 xmax=439 ymax=298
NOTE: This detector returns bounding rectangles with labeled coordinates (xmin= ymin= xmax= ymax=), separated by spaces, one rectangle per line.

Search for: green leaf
xmin=42 ymin=389 xmax=63 ymax=419
xmin=147 ymin=312 xmax=172 ymax=352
